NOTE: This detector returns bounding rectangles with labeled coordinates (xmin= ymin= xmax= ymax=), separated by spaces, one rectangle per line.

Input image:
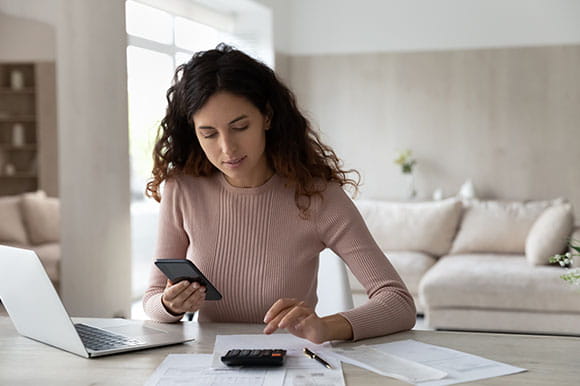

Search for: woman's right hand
xmin=161 ymin=280 xmax=206 ymax=315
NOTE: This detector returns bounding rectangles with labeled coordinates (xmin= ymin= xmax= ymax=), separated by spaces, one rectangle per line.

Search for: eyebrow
xmin=198 ymin=115 xmax=248 ymax=130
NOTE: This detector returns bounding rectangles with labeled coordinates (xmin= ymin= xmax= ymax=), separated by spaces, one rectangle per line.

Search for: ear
xmin=264 ymin=104 xmax=273 ymax=130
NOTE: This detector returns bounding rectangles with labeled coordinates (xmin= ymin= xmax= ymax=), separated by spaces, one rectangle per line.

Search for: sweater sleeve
xmin=142 ymin=178 xmax=190 ymax=323
xmin=315 ymin=184 xmax=416 ymax=340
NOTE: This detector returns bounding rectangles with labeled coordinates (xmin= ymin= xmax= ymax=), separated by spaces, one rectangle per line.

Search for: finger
xmin=163 ymin=280 xmax=190 ymax=301
xmin=184 ymin=288 xmax=206 ymax=311
xmin=186 ymin=285 xmax=206 ymax=305
xmin=173 ymin=282 xmax=201 ymax=304
xmin=278 ymin=305 xmax=310 ymax=329
xmin=263 ymin=307 xmax=295 ymax=334
xmin=264 ymin=301 xmax=305 ymax=334
xmin=264 ymin=298 xmax=299 ymax=323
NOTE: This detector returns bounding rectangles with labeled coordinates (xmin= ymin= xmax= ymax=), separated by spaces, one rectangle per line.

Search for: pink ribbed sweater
xmin=143 ymin=173 xmax=415 ymax=340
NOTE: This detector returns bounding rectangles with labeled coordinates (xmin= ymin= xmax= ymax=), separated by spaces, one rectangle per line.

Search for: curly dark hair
xmin=146 ymin=43 xmax=359 ymax=216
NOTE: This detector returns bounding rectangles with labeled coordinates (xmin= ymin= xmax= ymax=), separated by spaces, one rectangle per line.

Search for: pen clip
xmin=303 ymin=347 xmax=333 ymax=369
xmin=303 ymin=347 xmax=315 ymax=358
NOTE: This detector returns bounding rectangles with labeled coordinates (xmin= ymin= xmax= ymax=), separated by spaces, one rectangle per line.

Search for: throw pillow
xmin=450 ymin=199 xmax=557 ymax=255
xmin=20 ymin=191 xmax=60 ymax=245
xmin=525 ymin=203 xmax=574 ymax=266
xmin=355 ymin=198 xmax=462 ymax=256
xmin=0 ymin=195 xmax=28 ymax=245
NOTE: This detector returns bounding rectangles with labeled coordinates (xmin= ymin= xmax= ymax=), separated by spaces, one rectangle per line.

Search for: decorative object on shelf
xmin=10 ymin=70 xmax=25 ymax=90
xmin=394 ymin=149 xmax=418 ymax=199
xmin=11 ymin=123 xmax=25 ymax=147
xmin=28 ymin=154 xmax=38 ymax=175
xmin=549 ymin=240 xmax=580 ymax=288
xmin=457 ymin=179 xmax=476 ymax=200
xmin=4 ymin=163 xmax=16 ymax=176
xmin=432 ymin=188 xmax=444 ymax=201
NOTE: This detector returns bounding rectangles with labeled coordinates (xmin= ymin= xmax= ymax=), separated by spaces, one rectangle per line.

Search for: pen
xmin=303 ymin=347 xmax=333 ymax=369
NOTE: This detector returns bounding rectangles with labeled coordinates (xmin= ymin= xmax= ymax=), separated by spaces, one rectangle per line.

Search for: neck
xmin=224 ymin=166 xmax=274 ymax=188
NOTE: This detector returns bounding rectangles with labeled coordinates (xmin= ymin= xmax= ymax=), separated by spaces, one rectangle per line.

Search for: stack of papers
xmin=331 ymin=339 xmax=526 ymax=385
xmin=145 ymin=335 xmax=526 ymax=386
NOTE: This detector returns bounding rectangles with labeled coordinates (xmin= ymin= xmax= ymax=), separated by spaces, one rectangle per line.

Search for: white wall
xmin=261 ymin=0 xmax=580 ymax=221
xmin=0 ymin=12 xmax=55 ymax=61
xmin=288 ymin=47 xmax=580 ymax=218
xmin=0 ymin=0 xmax=56 ymax=25
xmin=261 ymin=0 xmax=580 ymax=55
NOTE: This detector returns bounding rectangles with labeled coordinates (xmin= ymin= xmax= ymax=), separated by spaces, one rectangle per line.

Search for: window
xmin=125 ymin=0 xmax=273 ymax=308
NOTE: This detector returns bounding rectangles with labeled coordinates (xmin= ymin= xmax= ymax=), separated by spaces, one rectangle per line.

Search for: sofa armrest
xmin=571 ymin=226 xmax=580 ymax=268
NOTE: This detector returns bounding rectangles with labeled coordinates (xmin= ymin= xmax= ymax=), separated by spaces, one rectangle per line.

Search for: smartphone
xmin=154 ymin=259 xmax=222 ymax=301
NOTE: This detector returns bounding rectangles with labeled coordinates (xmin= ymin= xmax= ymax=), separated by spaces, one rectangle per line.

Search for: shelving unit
xmin=0 ymin=62 xmax=56 ymax=196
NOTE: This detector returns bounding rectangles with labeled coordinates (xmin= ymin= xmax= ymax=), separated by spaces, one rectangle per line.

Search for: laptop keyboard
xmin=74 ymin=323 xmax=146 ymax=351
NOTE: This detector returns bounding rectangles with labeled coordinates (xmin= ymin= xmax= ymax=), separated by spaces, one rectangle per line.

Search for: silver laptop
xmin=0 ymin=245 xmax=196 ymax=358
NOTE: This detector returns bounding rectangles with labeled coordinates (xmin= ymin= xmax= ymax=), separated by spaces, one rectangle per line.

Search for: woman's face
xmin=193 ymin=91 xmax=272 ymax=188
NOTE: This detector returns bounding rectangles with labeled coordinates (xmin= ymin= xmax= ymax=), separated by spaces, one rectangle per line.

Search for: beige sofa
xmin=352 ymin=197 xmax=580 ymax=336
xmin=0 ymin=191 xmax=60 ymax=288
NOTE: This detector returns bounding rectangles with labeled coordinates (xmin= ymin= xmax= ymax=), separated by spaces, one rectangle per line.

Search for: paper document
xmin=212 ymin=334 xmax=345 ymax=386
xmin=144 ymin=354 xmax=285 ymax=386
xmin=372 ymin=339 xmax=527 ymax=385
xmin=331 ymin=345 xmax=447 ymax=383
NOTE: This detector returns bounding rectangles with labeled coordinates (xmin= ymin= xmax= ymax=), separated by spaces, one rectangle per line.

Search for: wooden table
xmin=0 ymin=317 xmax=579 ymax=385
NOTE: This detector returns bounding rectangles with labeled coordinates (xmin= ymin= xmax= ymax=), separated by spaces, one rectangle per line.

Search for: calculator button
xmin=239 ymin=350 xmax=250 ymax=357
xmin=228 ymin=350 xmax=240 ymax=357
xmin=250 ymin=350 xmax=261 ymax=357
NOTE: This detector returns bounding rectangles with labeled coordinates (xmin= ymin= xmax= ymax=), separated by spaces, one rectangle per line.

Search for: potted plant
xmin=549 ymin=240 xmax=580 ymax=287
xmin=394 ymin=149 xmax=417 ymax=199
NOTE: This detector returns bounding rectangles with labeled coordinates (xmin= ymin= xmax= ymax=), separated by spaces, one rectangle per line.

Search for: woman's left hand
xmin=263 ymin=298 xmax=329 ymax=344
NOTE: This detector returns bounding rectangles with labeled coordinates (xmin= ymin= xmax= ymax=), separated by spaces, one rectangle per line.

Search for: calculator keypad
xmin=221 ymin=349 xmax=286 ymax=367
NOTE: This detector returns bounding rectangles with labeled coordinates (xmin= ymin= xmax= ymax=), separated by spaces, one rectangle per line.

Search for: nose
xmin=219 ymin=133 xmax=237 ymax=156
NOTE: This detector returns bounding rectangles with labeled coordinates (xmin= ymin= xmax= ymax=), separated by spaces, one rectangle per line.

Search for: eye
xmin=232 ymin=125 xmax=249 ymax=131
xmin=202 ymin=132 xmax=217 ymax=139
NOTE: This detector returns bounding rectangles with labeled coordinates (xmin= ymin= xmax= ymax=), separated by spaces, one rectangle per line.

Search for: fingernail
xmin=192 ymin=282 xmax=200 ymax=289
xmin=263 ymin=315 xmax=269 ymax=323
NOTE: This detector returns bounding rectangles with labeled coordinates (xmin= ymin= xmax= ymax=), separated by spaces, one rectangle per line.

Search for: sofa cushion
xmin=0 ymin=195 xmax=28 ymax=245
xmin=419 ymin=254 xmax=580 ymax=313
xmin=525 ymin=204 xmax=574 ymax=266
xmin=385 ymin=251 xmax=437 ymax=297
xmin=21 ymin=191 xmax=60 ymax=245
xmin=450 ymin=199 xmax=556 ymax=255
xmin=32 ymin=243 xmax=60 ymax=284
xmin=355 ymin=198 xmax=462 ymax=256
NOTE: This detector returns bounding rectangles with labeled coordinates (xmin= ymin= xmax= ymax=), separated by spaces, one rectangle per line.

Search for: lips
xmin=223 ymin=156 xmax=246 ymax=166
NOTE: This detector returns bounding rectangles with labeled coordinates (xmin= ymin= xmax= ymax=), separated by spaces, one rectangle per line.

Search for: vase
xmin=12 ymin=123 xmax=25 ymax=147
xmin=405 ymin=172 xmax=417 ymax=200
xmin=4 ymin=163 xmax=15 ymax=176
xmin=10 ymin=70 xmax=24 ymax=90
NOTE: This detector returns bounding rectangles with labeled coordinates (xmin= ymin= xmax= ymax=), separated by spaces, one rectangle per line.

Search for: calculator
xmin=220 ymin=349 xmax=287 ymax=367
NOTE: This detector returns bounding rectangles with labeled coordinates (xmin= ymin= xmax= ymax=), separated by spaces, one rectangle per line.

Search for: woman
xmin=143 ymin=44 xmax=415 ymax=343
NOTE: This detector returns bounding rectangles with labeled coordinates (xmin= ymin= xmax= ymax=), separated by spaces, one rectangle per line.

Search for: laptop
xmin=0 ymin=245 xmax=196 ymax=358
